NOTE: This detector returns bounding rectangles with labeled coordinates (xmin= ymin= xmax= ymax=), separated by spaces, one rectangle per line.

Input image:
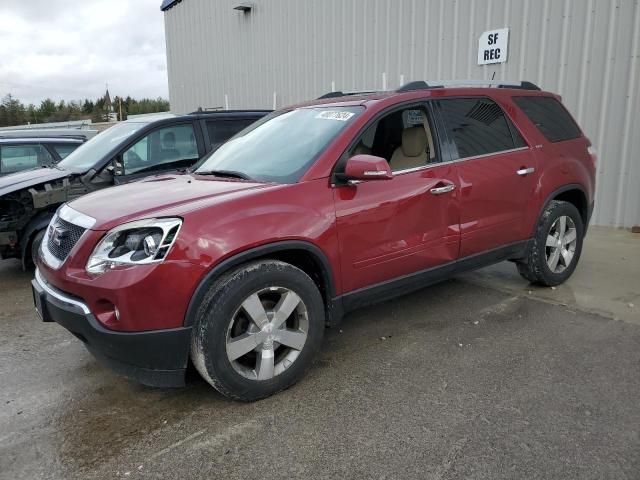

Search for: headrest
xmin=401 ymin=127 xmax=427 ymax=157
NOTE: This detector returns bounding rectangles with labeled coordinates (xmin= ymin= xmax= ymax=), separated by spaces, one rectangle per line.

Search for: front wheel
xmin=191 ymin=260 xmax=325 ymax=401
xmin=517 ymin=200 xmax=584 ymax=286
xmin=27 ymin=229 xmax=46 ymax=269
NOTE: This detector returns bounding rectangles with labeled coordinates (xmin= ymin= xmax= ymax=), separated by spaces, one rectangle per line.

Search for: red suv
xmin=32 ymin=81 xmax=596 ymax=400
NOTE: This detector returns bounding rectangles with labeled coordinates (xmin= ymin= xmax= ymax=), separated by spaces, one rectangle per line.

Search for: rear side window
xmin=0 ymin=144 xmax=54 ymax=174
xmin=206 ymin=119 xmax=256 ymax=149
xmin=439 ymin=98 xmax=524 ymax=159
xmin=51 ymin=143 xmax=79 ymax=159
xmin=513 ymin=96 xmax=581 ymax=142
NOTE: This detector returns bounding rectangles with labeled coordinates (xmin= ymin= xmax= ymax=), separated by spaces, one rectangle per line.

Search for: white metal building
xmin=162 ymin=0 xmax=640 ymax=228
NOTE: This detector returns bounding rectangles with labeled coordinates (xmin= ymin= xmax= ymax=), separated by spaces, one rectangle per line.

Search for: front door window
xmin=120 ymin=124 xmax=198 ymax=176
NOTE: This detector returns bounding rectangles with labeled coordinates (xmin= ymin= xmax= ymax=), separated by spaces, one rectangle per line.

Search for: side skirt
xmin=333 ymin=239 xmax=531 ymax=316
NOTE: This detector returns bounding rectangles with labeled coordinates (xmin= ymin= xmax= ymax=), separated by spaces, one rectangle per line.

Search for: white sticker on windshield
xmin=316 ymin=110 xmax=355 ymax=121
xmin=406 ymin=109 xmax=424 ymax=125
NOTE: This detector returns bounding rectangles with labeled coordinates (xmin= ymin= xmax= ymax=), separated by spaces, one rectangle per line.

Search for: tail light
xmin=587 ymin=145 xmax=597 ymax=165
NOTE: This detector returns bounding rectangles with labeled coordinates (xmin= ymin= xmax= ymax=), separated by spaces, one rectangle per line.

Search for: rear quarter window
xmin=51 ymin=143 xmax=80 ymax=159
xmin=439 ymin=97 xmax=525 ymax=159
xmin=206 ymin=119 xmax=256 ymax=148
xmin=513 ymin=96 xmax=582 ymax=143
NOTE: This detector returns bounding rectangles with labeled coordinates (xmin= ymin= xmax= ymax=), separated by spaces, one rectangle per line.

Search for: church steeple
xmin=104 ymin=83 xmax=113 ymax=112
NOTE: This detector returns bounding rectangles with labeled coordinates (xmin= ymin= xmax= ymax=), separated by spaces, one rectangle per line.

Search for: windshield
xmin=57 ymin=122 xmax=147 ymax=173
xmin=195 ymin=106 xmax=362 ymax=183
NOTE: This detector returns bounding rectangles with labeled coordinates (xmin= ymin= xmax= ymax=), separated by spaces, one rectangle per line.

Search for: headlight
xmin=86 ymin=218 xmax=182 ymax=274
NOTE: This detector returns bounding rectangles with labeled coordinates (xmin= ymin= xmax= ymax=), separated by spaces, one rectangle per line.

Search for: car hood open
xmin=68 ymin=173 xmax=275 ymax=230
xmin=0 ymin=167 xmax=71 ymax=197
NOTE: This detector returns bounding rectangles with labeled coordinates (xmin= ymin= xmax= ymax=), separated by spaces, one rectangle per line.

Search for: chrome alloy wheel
xmin=545 ymin=215 xmax=578 ymax=273
xmin=225 ymin=287 xmax=309 ymax=381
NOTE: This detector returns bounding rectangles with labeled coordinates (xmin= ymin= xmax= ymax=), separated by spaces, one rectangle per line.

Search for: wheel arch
xmin=184 ymin=240 xmax=341 ymax=328
xmin=20 ymin=207 xmax=58 ymax=269
xmin=536 ymin=184 xmax=590 ymax=237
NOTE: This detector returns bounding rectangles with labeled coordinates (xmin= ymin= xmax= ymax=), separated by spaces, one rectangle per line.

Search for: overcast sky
xmin=0 ymin=0 xmax=168 ymax=106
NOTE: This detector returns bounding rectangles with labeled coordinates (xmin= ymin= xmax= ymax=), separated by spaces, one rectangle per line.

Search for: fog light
xmin=95 ymin=299 xmax=121 ymax=328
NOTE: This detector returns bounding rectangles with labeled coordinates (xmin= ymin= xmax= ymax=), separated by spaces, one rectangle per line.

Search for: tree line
xmin=0 ymin=94 xmax=170 ymax=127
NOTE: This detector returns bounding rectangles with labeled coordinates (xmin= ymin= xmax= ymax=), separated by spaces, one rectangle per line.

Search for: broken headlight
xmin=86 ymin=218 xmax=182 ymax=274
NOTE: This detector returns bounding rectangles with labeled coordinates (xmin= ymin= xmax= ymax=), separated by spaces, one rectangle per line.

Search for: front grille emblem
xmin=45 ymin=216 xmax=87 ymax=264
xmin=51 ymin=226 xmax=69 ymax=247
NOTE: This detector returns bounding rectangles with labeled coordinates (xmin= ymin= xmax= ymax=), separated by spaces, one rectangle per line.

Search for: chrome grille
xmin=46 ymin=217 xmax=86 ymax=262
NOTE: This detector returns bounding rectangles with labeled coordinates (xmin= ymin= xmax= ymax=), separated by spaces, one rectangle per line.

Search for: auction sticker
xmin=316 ymin=110 xmax=355 ymax=121
xmin=406 ymin=109 xmax=424 ymax=125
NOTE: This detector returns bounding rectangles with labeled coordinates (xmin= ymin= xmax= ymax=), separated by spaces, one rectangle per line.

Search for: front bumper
xmin=32 ymin=269 xmax=192 ymax=387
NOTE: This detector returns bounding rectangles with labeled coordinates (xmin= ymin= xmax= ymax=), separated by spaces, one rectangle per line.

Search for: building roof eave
xmin=160 ymin=0 xmax=183 ymax=12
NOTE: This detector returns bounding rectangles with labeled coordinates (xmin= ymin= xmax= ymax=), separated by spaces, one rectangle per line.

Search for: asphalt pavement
xmin=1 ymin=239 xmax=639 ymax=479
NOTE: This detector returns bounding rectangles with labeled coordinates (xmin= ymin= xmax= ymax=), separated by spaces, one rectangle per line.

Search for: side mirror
xmin=343 ymin=154 xmax=393 ymax=183
xmin=113 ymin=158 xmax=124 ymax=176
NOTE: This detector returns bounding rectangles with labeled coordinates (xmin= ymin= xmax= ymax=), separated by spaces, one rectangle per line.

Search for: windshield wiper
xmin=196 ymin=169 xmax=253 ymax=180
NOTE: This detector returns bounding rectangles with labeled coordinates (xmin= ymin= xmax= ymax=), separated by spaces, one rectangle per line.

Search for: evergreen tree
xmin=0 ymin=94 xmax=170 ymax=127
xmin=38 ymin=98 xmax=57 ymax=122
xmin=0 ymin=94 xmax=26 ymax=127
xmin=82 ymin=99 xmax=94 ymax=114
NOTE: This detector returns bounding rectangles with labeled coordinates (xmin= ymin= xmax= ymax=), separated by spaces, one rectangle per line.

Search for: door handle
xmin=430 ymin=183 xmax=456 ymax=195
xmin=516 ymin=167 xmax=535 ymax=176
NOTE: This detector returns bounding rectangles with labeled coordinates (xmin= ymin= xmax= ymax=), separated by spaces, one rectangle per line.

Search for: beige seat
xmin=390 ymin=127 xmax=428 ymax=171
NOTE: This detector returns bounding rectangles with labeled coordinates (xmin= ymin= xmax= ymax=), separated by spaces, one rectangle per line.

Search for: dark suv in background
xmin=0 ymin=110 xmax=269 ymax=267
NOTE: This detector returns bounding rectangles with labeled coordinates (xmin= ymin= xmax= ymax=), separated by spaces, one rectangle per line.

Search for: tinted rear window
xmin=206 ymin=119 xmax=256 ymax=148
xmin=439 ymin=98 xmax=523 ymax=159
xmin=51 ymin=143 xmax=80 ymax=159
xmin=513 ymin=96 xmax=582 ymax=143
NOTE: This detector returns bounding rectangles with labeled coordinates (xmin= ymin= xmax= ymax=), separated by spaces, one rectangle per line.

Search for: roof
xmin=160 ymin=0 xmax=183 ymax=11
xmin=0 ymin=137 xmax=83 ymax=144
xmin=122 ymin=111 xmax=270 ymax=125
xmin=0 ymin=128 xmax=97 ymax=140
xmin=187 ymin=109 xmax=272 ymax=116
xmin=124 ymin=113 xmax=178 ymax=124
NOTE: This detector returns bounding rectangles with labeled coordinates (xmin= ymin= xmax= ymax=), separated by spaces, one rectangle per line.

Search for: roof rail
xmin=318 ymin=80 xmax=541 ymax=101
xmin=422 ymin=79 xmax=541 ymax=90
xmin=188 ymin=109 xmax=272 ymax=115
xmin=317 ymin=90 xmax=378 ymax=99
xmin=396 ymin=81 xmax=432 ymax=93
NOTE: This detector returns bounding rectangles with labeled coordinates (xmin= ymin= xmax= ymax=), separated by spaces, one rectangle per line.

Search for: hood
xmin=69 ymin=173 xmax=275 ymax=229
xmin=0 ymin=167 xmax=71 ymax=197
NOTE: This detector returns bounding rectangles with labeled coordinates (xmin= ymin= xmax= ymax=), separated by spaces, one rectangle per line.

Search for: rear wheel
xmin=191 ymin=260 xmax=325 ymax=401
xmin=517 ymin=200 xmax=584 ymax=286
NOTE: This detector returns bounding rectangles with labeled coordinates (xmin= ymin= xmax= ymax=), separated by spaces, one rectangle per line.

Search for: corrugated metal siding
xmin=164 ymin=0 xmax=640 ymax=227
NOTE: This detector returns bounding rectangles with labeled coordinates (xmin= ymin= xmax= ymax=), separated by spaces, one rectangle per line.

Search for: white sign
xmin=478 ymin=28 xmax=509 ymax=65
xmin=315 ymin=111 xmax=354 ymax=121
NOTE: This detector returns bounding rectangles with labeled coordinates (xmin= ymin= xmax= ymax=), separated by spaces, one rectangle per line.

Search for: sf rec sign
xmin=478 ymin=28 xmax=509 ymax=65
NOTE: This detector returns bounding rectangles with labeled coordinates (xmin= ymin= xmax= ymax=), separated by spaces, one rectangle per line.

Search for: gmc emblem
xmin=50 ymin=225 xmax=69 ymax=247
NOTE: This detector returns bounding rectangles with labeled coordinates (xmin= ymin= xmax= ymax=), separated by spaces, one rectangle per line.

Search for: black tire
xmin=517 ymin=200 xmax=584 ymax=286
xmin=28 ymin=230 xmax=46 ymax=269
xmin=191 ymin=260 xmax=325 ymax=401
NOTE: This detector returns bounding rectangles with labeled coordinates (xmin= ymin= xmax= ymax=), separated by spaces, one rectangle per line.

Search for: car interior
xmin=348 ymin=107 xmax=437 ymax=172
xmin=122 ymin=125 xmax=199 ymax=175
